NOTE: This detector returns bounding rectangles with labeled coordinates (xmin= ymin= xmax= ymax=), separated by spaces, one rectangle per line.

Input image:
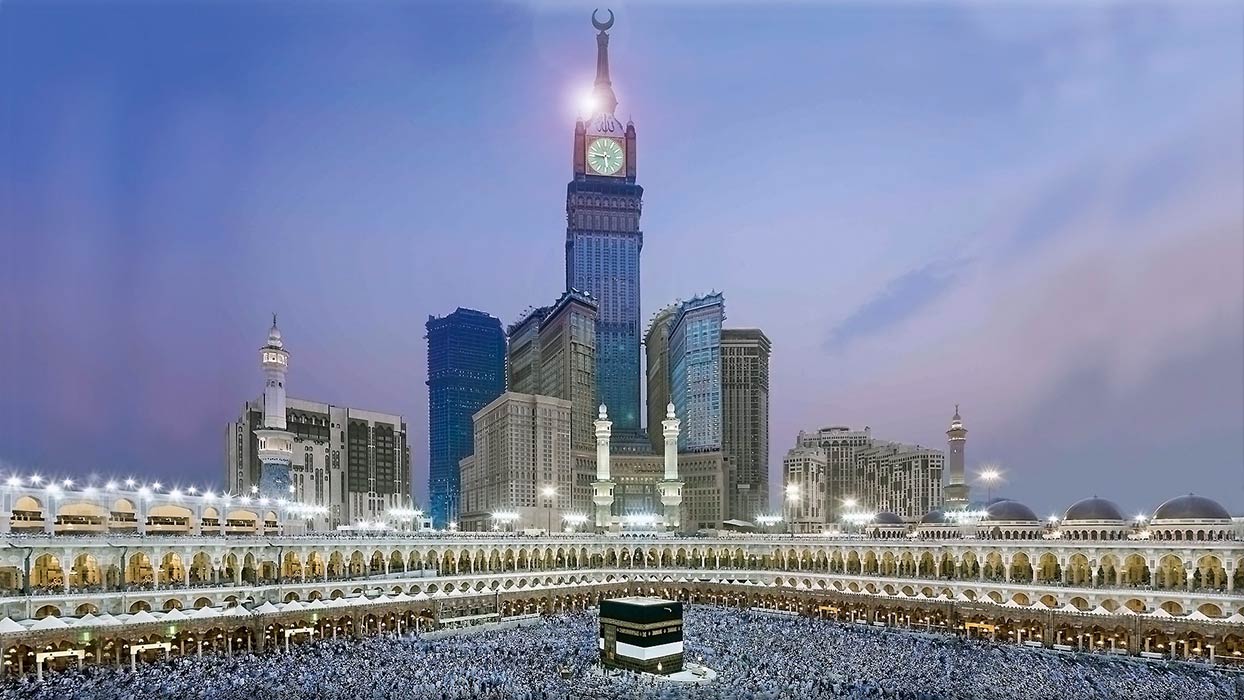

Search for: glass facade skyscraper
xmin=425 ymin=308 xmax=505 ymax=527
xmin=565 ymin=17 xmax=643 ymax=433
xmin=668 ymin=293 xmax=724 ymax=452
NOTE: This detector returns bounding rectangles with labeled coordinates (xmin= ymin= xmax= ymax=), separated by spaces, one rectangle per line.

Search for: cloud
xmin=825 ymin=259 xmax=967 ymax=351
xmin=780 ymin=108 xmax=1244 ymax=508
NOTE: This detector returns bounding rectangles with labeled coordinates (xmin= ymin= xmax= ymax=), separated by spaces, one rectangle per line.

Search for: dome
xmin=1063 ymin=497 xmax=1124 ymax=522
xmin=920 ymin=510 xmax=946 ymax=525
xmin=265 ymin=315 xmax=284 ymax=349
xmin=872 ymin=512 xmax=903 ymax=525
xmin=983 ymin=500 xmax=1038 ymax=522
xmin=1152 ymin=494 xmax=1231 ymax=521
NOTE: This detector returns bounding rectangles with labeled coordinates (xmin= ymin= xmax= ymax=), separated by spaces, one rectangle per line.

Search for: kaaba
xmin=598 ymin=597 xmax=684 ymax=674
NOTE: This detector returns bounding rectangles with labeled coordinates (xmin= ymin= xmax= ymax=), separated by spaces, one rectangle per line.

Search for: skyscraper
xmin=668 ymin=293 xmax=724 ymax=452
xmin=565 ymin=11 xmax=643 ymax=433
xmin=644 ymin=304 xmax=677 ymax=452
xmin=537 ymin=289 xmax=599 ymax=451
xmin=506 ymin=306 xmax=551 ymax=396
xmin=506 ymin=289 xmax=599 ymax=451
xmin=721 ymin=328 xmax=771 ymax=520
xmin=944 ymin=406 xmax=969 ymax=507
xmin=426 ymin=308 xmax=505 ymax=527
xmin=457 ymin=392 xmax=573 ymax=532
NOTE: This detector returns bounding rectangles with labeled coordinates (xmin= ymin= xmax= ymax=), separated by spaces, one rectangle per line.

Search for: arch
xmin=1197 ymin=602 xmax=1223 ymax=618
xmin=147 ymin=504 xmax=193 ymax=532
xmin=33 ymin=604 xmax=61 ymax=619
xmin=55 ymin=501 xmax=109 ymax=532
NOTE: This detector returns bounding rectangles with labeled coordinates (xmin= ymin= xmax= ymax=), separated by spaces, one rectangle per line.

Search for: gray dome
xmin=1152 ymin=494 xmax=1231 ymax=521
xmin=920 ymin=509 xmax=947 ymax=524
xmin=984 ymin=500 xmax=1038 ymax=522
xmin=872 ymin=512 xmax=903 ymax=525
xmin=1063 ymin=497 xmax=1124 ymax=522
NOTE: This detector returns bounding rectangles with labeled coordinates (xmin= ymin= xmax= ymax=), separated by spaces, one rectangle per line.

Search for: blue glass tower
xmin=425 ymin=308 xmax=505 ymax=527
xmin=566 ymin=12 xmax=643 ymax=433
xmin=668 ymin=293 xmax=724 ymax=452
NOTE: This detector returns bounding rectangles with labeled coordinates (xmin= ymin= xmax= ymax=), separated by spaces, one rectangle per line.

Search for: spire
xmin=953 ymin=403 xmax=961 ymax=420
xmin=591 ymin=9 xmax=618 ymax=115
xmin=266 ymin=313 xmax=284 ymax=349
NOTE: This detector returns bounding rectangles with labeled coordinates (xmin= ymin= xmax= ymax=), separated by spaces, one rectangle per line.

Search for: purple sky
xmin=1 ymin=1 xmax=1241 ymax=517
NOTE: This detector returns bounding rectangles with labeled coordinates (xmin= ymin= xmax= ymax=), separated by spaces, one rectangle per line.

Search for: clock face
xmin=587 ymin=137 xmax=624 ymax=176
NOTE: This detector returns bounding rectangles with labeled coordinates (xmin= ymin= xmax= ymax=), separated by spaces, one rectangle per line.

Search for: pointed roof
xmin=590 ymin=9 xmax=618 ymax=115
xmin=264 ymin=314 xmax=285 ymax=350
xmin=253 ymin=601 xmax=280 ymax=615
xmin=0 ymin=617 xmax=26 ymax=634
xmin=128 ymin=610 xmax=159 ymax=624
xmin=31 ymin=615 xmax=69 ymax=630
xmin=161 ymin=608 xmax=189 ymax=621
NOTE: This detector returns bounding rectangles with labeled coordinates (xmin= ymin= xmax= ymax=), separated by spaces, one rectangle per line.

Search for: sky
xmin=1 ymin=0 xmax=1241 ymax=517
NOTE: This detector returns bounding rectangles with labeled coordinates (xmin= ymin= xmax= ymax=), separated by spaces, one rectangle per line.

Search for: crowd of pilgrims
xmin=2 ymin=606 xmax=1238 ymax=700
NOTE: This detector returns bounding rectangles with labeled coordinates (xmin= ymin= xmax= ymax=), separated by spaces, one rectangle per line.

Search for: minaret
xmin=943 ymin=405 xmax=969 ymax=507
xmin=658 ymin=402 xmax=684 ymax=531
xmin=591 ymin=404 xmax=616 ymax=530
xmin=255 ymin=316 xmax=294 ymax=498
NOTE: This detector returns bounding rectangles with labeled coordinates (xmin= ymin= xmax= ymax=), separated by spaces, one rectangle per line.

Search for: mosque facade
xmin=0 ymin=478 xmax=1240 ymax=676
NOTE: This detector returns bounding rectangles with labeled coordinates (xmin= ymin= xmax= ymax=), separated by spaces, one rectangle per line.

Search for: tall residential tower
xmin=426 ymin=308 xmax=506 ymax=527
xmin=668 ymin=293 xmax=724 ymax=452
xmin=721 ymin=328 xmax=771 ymax=521
xmin=565 ymin=10 xmax=644 ymax=433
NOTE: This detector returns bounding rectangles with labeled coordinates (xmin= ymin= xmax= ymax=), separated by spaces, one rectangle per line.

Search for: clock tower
xmin=566 ymin=9 xmax=644 ymax=433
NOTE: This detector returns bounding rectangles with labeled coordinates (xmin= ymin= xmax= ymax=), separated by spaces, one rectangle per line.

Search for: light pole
xmin=978 ymin=468 xmax=1001 ymax=503
xmin=784 ymin=484 xmax=800 ymax=533
xmin=562 ymin=513 xmax=587 ymax=533
xmin=756 ymin=514 xmax=782 ymax=533
xmin=541 ymin=486 xmax=556 ymax=534
xmin=490 ymin=511 xmax=518 ymax=533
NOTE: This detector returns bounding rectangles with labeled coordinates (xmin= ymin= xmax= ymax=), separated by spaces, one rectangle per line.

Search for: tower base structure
xmin=258 ymin=462 xmax=291 ymax=498
xmin=659 ymin=480 xmax=683 ymax=531
xmin=593 ymin=480 xmax=616 ymax=531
